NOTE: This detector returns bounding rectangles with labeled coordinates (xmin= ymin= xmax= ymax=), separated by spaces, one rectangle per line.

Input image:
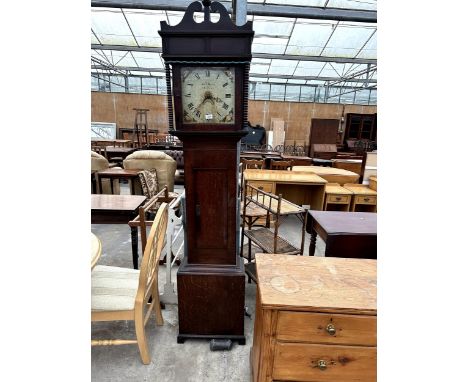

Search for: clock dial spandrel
xmin=181 ymin=67 xmax=235 ymax=124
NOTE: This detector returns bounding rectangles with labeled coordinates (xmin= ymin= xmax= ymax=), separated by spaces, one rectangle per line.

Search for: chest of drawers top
xmin=256 ymin=254 xmax=376 ymax=315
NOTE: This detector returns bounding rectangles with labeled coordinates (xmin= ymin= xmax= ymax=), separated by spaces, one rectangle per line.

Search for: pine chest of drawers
xmin=251 ymin=254 xmax=376 ymax=382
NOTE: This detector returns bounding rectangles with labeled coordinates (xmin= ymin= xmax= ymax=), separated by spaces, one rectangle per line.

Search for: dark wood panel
xmin=177 ymin=260 xmax=245 ymax=340
xmin=309 ymin=118 xmax=340 ymax=157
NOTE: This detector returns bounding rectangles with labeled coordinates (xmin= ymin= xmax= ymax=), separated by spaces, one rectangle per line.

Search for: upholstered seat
xmin=91 ymin=265 xmax=139 ymax=311
xmin=91 ymin=203 xmax=169 ymax=365
xmin=123 ymin=150 xmax=177 ymax=192
xmin=91 ymin=151 xmax=120 ymax=194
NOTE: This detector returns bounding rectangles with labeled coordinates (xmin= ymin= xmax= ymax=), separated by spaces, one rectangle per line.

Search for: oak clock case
xmin=159 ymin=0 xmax=253 ymax=346
xmin=172 ymin=64 xmax=244 ymax=131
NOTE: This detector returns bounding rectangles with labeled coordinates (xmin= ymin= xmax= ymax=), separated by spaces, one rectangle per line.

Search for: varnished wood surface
xmin=91 ymin=195 xmax=146 ymax=211
xmin=255 ymin=254 xmax=376 ymax=315
xmin=91 ymin=138 xmax=132 ymax=145
xmin=91 ymin=232 xmax=102 ymax=270
xmin=309 ymin=211 xmax=377 ymax=235
xmin=292 ymin=165 xmax=358 ymax=177
xmin=343 ymin=184 xmax=377 ymax=196
xmin=97 ymin=168 xmax=140 ymax=177
xmin=276 ymin=311 xmax=376 ymax=346
xmin=368 ymin=175 xmax=377 ymax=191
xmin=325 ymin=183 xmax=353 ymax=195
xmin=272 ymin=342 xmax=376 ymax=381
xmin=244 ymin=169 xmax=327 ymax=184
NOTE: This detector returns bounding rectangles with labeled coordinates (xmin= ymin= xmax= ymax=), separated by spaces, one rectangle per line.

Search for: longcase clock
xmin=159 ymin=0 xmax=253 ymax=344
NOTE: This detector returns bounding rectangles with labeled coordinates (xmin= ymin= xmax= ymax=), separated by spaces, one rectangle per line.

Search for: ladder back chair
xmin=270 ymin=160 xmax=292 ymax=171
xmin=91 ymin=203 xmax=169 ymax=364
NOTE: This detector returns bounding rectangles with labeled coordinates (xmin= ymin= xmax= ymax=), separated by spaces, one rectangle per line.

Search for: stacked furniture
xmin=251 ymin=254 xmax=377 ymax=382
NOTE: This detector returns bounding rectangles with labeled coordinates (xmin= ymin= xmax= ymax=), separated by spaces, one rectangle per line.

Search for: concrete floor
xmin=91 ymin=184 xmax=325 ymax=382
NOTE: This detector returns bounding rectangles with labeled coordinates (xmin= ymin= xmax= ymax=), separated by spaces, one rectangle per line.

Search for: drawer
xmin=273 ymin=342 xmax=376 ymax=382
xmin=248 ymin=181 xmax=275 ymax=193
xmin=326 ymin=194 xmax=350 ymax=204
xmin=277 ymin=312 xmax=376 ymax=346
xmin=354 ymin=195 xmax=377 ymax=205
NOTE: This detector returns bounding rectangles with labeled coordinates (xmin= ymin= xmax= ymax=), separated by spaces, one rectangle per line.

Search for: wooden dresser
xmin=251 ymin=254 xmax=376 ymax=382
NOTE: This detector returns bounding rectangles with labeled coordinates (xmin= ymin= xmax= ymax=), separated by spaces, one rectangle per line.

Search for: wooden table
xmin=280 ymin=154 xmax=313 ymax=166
xmin=97 ymin=168 xmax=140 ymax=195
xmin=306 ymin=211 xmax=377 ymax=258
xmin=343 ymin=184 xmax=377 ymax=212
xmin=243 ymin=169 xmax=327 ymax=210
xmin=91 ymin=194 xmax=147 ymax=268
xmin=91 ymin=138 xmax=132 ymax=147
xmin=91 ymin=232 xmax=102 ymax=270
xmin=292 ymin=165 xmax=359 ymax=185
xmin=323 ymin=183 xmax=353 ymax=211
xmin=240 ymin=153 xmax=263 ymax=160
xmin=251 ymin=253 xmax=376 ymax=382
xmin=104 ymin=146 xmax=136 ymax=160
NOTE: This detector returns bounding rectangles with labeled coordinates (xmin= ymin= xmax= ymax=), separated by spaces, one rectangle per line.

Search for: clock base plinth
xmin=176 ymin=257 xmax=245 ymax=344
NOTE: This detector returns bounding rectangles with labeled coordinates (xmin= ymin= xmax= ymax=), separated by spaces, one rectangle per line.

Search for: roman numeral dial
xmin=181 ymin=66 xmax=235 ymax=124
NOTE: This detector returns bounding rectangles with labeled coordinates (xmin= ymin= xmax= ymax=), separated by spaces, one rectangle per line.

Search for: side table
xmin=97 ymin=168 xmax=141 ymax=195
xmin=323 ymin=183 xmax=353 ymax=211
xmin=306 ymin=210 xmax=377 ymax=259
xmin=343 ymin=183 xmax=377 ymax=212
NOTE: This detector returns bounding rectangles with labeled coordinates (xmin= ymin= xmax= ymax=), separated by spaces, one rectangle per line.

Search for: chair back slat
xmin=136 ymin=203 xmax=168 ymax=303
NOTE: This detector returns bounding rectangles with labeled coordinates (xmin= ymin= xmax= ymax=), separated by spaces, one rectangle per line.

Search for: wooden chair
xmin=240 ymin=184 xmax=306 ymax=283
xmin=241 ymin=158 xmax=265 ymax=170
xmin=239 ymin=159 xmax=268 ymax=227
xmin=270 ymin=160 xmax=292 ymax=170
xmin=91 ymin=203 xmax=169 ymax=364
xmin=92 ymin=145 xmax=108 ymax=159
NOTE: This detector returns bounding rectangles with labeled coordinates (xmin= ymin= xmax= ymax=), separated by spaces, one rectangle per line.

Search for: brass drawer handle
xmin=364 ymin=197 xmax=370 ymax=202
xmin=326 ymin=323 xmax=336 ymax=335
xmin=317 ymin=360 xmax=327 ymax=371
xmin=335 ymin=197 xmax=342 ymax=201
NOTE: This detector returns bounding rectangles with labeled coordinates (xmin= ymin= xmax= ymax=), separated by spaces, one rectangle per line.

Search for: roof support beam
xmin=91 ymin=0 xmax=377 ymax=23
xmin=91 ymin=44 xmax=376 ymax=65
xmin=91 ymin=65 xmax=376 ymax=83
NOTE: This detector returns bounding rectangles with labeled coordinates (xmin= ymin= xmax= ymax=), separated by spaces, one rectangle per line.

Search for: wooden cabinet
xmin=343 ymin=184 xmax=377 ymax=213
xmin=251 ymin=254 xmax=376 ymax=382
xmin=345 ymin=113 xmax=377 ymax=142
xmin=309 ymin=119 xmax=340 ymax=158
xmin=324 ymin=183 xmax=353 ymax=211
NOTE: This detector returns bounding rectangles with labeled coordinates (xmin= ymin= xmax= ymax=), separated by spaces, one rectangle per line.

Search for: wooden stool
xmin=323 ymin=183 xmax=353 ymax=211
xmin=343 ymin=183 xmax=377 ymax=212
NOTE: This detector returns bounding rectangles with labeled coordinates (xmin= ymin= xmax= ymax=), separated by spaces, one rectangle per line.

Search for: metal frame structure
xmin=91 ymin=0 xmax=377 ymax=104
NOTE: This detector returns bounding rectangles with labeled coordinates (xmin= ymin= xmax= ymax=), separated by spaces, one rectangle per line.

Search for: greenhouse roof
xmin=91 ymin=0 xmax=377 ymax=104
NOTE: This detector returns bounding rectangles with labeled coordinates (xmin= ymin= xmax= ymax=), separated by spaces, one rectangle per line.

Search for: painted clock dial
xmin=181 ymin=66 xmax=235 ymax=124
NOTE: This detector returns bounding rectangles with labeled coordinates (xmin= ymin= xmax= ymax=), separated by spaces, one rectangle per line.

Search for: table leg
xmin=309 ymin=229 xmax=317 ymax=256
xmin=131 ymin=226 xmax=139 ymax=269
xmin=110 ymin=176 xmax=114 ymax=195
